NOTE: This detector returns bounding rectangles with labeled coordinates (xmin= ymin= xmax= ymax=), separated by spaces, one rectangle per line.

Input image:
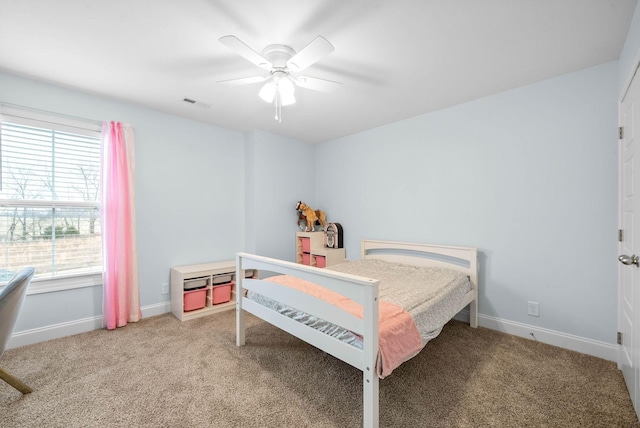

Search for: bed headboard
xmin=360 ymin=240 xmax=478 ymax=290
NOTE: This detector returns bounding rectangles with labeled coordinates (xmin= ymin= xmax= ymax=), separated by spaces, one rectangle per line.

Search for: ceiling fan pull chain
xmin=275 ymin=89 xmax=282 ymax=123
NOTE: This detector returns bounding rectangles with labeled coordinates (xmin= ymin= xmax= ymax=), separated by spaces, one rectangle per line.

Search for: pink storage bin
xmin=212 ymin=281 xmax=233 ymax=305
xmin=302 ymin=253 xmax=311 ymax=265
xmin=300 ymin=237 xmax=310 ymax=253
xmin=315 ymin=255 xmax=326 ymax=268
xmin=183 ymin=288 xmax=207 ymax=311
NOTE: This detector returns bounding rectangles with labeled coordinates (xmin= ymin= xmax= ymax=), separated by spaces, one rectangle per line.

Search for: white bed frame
xmin=236 ymin=240 xmax=478 ymax=428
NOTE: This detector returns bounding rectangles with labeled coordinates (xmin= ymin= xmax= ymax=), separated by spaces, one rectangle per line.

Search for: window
xmin=0 ymin=105 xmax=102 ymax=291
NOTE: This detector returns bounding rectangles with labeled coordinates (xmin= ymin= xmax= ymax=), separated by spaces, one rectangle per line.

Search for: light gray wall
xmin=619 ymin=1 xmax=640 ymax=96
xmin=244 ymin=129 xmax=316 ymax=262
xmin=315 ymin=61 xmax=619 ymax=344
xmin=0 ymin=71 xmax=246 ymax=331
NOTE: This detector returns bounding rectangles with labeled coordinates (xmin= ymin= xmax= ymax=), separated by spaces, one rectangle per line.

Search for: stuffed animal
xmin=296 ymin=201 xmax=327 ymax=231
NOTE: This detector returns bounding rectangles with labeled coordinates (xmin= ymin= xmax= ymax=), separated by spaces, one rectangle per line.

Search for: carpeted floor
xmin=1 ymin=310 xmax=638 ymax=427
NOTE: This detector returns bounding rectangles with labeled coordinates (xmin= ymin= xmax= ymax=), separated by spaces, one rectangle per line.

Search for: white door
xmin=619 ymin=68 xmax=640 ymax=418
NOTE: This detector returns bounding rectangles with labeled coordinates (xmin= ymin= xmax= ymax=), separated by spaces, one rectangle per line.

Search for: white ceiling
xmin=0 ymin=0 xmax=636 ymax=143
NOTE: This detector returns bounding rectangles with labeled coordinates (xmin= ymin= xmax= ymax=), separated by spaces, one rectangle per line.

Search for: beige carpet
xmin=0 ymin=310 xmax=638 ymax=427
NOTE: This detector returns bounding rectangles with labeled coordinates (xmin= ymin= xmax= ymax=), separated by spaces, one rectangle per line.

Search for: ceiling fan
xmin=218 ymin=35 xmax=341 ymax=122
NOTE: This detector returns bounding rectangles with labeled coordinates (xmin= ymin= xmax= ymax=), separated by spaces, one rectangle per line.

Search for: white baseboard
xmin=454 ymin=310 xmax=618 ymax=362
xmin=6 ymin=301 xmax=171 ymax=350
xmin=8 ymin=304 xmax=618 ymax=363
xmin=141 ymin=301 xmax=172 ymax=318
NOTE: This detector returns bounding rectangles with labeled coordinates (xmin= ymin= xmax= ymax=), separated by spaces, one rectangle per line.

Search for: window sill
xmin=25 ymin=272 xmax=103 ymax=295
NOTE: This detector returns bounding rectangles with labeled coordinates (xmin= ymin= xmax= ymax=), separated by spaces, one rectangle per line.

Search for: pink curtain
xmin=100 ymin=121 xmax=141 ymax=330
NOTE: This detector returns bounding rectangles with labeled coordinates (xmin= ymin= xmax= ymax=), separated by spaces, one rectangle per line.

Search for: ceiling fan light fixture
xmin=258 ymin=81 xmax=276 ymax=103
xmin=219 ymin=34 xmax=339 ymax=123
xmin=278 ymin=77 xmax=296 ymax=106
xmin=259 ymin=75 xmax=295 ymax=106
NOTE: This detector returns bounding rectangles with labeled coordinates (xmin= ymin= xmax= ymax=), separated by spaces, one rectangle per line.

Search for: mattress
xmin=329 ymin=259 xmax=471 ymax=343
xmin=246 ymin=258 xmax=471 ymax=377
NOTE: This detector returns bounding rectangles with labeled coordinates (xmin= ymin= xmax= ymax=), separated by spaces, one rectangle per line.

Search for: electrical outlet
xmin=161 ymin=283 xmax=169 ymax=295
xmin=527 ymin=301 xmax=539 ymax=317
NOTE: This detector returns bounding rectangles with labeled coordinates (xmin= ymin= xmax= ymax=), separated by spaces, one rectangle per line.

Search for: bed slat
xmin=243 ymin=278 xmax=365 ymax=335
xmin=362 ymin=239 xmax=475 ymax=262
xmin=240 ymin=255 xmax=377 ymax=302
xmin=242 ymin=297 xmax=365 ymax=370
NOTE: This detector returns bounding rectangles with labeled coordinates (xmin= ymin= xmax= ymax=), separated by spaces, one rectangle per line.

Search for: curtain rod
xmin=0 ymin=102 xmax=102 ymax=128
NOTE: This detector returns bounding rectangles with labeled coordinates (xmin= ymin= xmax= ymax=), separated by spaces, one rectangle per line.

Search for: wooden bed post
xmin=469 ymin=252 xmax=479 ymax=328
xmin=363 ymin=283 xmax=380 ymax=428
xmin=470 ymin=296 xmax=478 ymax=328
xmin=236 ymin=254 xmax=246 ymax=346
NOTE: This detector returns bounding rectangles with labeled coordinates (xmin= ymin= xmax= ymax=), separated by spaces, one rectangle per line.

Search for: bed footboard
xmin=236 ymin=252 xmax=381 ymax=428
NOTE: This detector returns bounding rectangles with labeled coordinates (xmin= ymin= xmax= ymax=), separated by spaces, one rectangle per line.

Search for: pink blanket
xmin=265 ymin=275 xmax=423 ymax=378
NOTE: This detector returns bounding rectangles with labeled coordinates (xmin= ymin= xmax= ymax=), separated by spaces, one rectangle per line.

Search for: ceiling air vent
xmin=182 ymin=98 xmax=211 ymax=109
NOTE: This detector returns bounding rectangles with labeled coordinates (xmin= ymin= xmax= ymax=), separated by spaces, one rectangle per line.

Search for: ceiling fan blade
xmin=219 ymin=35 xmax=272 ymax=70
xmin=217 ymin=75 xmax=270 ymax=86
xmin=294 ymin=75 xmax=342 ymax=92
xmin=287 ymin=36 xmax=334 ymax=72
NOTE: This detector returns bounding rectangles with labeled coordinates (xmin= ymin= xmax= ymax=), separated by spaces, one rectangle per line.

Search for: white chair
xmin=0 ymin=267 xmax=35 ymax=394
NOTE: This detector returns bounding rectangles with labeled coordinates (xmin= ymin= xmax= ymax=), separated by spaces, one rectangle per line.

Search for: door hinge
xmin=619 ymin=126 xmax=624 ymax=140
xmin=618 ymin=331 xmax=623 ymax=345
xmin=619 ymin=229 xmax=624 ymax=242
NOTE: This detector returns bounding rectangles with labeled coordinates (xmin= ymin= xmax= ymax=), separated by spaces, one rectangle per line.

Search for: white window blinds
xmin=0 ymin=104 xmax=102 ymax=281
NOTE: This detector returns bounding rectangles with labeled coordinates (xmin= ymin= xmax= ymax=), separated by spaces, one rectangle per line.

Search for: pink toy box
xmin=300 ymin=237 xmax=310 ymax=253
xmin=212 ymin=281 xmax=233 ymax=305
xmin=302 ymin=253 xmax=311 ymax=265
xmin=183 ymin=288 xmax=207 ymax=311
xmin=314 ymin=255 xmax=326 ymax=268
